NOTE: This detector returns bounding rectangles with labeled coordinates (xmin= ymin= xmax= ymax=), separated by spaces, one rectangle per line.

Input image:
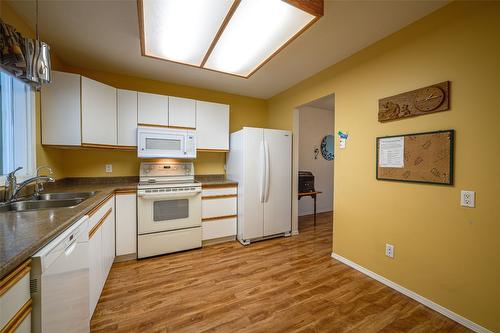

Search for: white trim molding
xmin=331 ymin=252 xmax=492 ymax=333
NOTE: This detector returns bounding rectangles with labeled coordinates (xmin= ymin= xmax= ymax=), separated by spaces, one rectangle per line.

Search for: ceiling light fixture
xmin=138 ymin=0 xmax=323 ymax=78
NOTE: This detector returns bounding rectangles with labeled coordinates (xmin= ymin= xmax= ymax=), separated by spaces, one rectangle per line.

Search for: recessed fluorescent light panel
xmin=141 ymin=0 xmax=234 ymax=66
xmin=139 ymin=0 xmax=323 ymax=77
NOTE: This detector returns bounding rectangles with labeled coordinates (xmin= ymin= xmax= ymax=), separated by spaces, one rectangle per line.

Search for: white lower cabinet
xmin=88 ymin=197 xmax=115 ymax=316
xmin=0 ymin=261 xmax=31 ymax=333
xmin=88 ymin=227 xmax=102 ymax=315
xmin=115 ymin=193 xmax=137 ymax=257
xmin=201 ymin=185 xmax=237 ymax=242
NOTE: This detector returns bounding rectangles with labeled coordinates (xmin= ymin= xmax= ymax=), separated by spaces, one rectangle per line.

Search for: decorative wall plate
xmin=321 ymin=135 xmax=334 ymax=160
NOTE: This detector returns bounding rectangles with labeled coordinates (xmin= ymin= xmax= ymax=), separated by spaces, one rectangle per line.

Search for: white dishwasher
xmin=31 ymin=216 xmax=90 ymax=333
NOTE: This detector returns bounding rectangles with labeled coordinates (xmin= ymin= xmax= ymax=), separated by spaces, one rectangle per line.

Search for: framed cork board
xmin=376 ymin=130 xmax=454 ymax=185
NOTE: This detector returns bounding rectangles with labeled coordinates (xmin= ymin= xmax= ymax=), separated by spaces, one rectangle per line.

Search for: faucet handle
xmin=36 ymin=166 xmax=53 ymax=176
xmin=7 ymin=167 xmax=23 ymax=180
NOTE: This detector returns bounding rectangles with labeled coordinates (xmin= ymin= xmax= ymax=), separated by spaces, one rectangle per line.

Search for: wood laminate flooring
xmin=91 ymin=212 xmax=470 ymax=332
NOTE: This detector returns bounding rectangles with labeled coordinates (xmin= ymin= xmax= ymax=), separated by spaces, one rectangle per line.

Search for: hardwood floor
xmin=91 ymin=212 xmax=470 ymax=332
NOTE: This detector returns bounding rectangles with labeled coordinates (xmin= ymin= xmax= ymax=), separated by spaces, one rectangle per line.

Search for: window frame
xmin=0 ymin=68 xmax=37 ymax=184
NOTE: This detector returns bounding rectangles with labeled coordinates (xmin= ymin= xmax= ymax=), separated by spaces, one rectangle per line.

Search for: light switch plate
xmin=105 ymin=164 xmax=113 ymax=173
xmin=461 ymin=190 xmax=475 ymax=208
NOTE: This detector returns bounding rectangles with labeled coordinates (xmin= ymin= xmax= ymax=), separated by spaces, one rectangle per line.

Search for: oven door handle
xmin=137 ymin=190 xmax=201 ymax=200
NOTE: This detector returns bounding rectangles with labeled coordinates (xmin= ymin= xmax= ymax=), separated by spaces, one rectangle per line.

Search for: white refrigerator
xmin=227 ymin=127 xmax=292 ymax=245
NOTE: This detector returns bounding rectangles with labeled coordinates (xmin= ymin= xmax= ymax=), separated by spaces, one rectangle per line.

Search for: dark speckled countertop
xmin=195 ymin=174 xmax=238 ymax=187
xmin=0 ymin=177 xmax=137 ymax=279
xmin=0 ymin=175 xmax=237 ymax=279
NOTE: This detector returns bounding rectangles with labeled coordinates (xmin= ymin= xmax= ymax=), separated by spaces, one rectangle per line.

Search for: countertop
xmin=0 ymin=178 xmax=137 ymax=280
xmin=195 ymin=174 xmax=238 ymax=187
xmin=0 ymin=175 xmax=238 ymax=280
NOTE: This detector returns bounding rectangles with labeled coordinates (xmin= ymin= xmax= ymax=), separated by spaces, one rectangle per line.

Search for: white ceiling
xmin=301 ymin=94 xmax=335 ymax=111
xmin=7 ymin=0 xmax=448 ymax=99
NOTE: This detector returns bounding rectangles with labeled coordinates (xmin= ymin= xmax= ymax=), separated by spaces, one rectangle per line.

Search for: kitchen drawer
xmin=138 ymin=227 xmax=202 ymax=259
xmin=202 ymin=197 xmax=237 ymax=219
xmin=202 ymin=217 xmax=236 ymax=240
xmin=202 ymin=186 xmax=237 ymax=197
xmin=0 ymin=261 xmax=31 ymax=331
xmin=88 ymin=195 xmax=114 ymax=230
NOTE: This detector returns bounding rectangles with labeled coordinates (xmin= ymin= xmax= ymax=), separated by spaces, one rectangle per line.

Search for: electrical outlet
xmin=105 ymin=164 xmax=113 ymax=173
xmin=461 ymin=190 xmax=475 ymax=208
xmin=385 ymin=244 xmax=394 ymax=258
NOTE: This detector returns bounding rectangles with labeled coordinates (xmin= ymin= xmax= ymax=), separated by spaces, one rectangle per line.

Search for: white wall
xmin=298 ymin=106 xmax=334 ymax=216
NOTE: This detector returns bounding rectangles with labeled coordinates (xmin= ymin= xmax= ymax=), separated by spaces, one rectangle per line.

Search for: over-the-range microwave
xmin=137 ymin=126 xmax=196 ymax=159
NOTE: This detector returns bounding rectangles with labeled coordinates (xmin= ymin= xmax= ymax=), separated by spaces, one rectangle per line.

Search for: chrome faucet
xmin=34 ymin=166 xmax=54 ymax=196
xmin=4 ymin=166 xmax=55 ymax=202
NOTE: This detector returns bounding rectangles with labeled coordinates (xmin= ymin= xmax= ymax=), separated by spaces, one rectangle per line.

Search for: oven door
xmin=137 ymin=190 xmax=201 ymax=234
xmin=138 ymin=129 xmax=187 ymax=158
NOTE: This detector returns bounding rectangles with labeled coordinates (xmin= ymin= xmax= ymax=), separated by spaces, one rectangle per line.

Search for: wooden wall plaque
xmin=378 ymin=81 xmax=450 ymax=122
xmin=376 ymin=130 xmax=454 ymax=185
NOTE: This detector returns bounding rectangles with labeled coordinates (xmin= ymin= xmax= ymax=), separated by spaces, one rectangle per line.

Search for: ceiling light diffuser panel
xmin=138 ymin=0 xmax=323 ymax=77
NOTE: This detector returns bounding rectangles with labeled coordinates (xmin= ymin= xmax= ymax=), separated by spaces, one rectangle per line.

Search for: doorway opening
xmin=292 ymin=94 xmax=335 ymax=236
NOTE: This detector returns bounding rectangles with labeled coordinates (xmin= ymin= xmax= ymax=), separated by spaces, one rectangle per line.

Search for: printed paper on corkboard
xmin=376 ymin=130 xmax=454 ymax=185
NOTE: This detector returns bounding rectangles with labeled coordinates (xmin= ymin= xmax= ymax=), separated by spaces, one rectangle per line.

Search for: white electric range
xmin=137 ymin=162 xmax=202 ymax=259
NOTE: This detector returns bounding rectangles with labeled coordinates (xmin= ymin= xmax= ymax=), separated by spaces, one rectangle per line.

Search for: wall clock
xmin=378 ymin=81 xmax=450 ymax=122
xmin=414 ymin=86 xmax=445 ymax=112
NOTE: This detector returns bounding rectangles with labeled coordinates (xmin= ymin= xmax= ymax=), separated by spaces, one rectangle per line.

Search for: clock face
xmin=415 ymin=86 xmax=445 ymax=112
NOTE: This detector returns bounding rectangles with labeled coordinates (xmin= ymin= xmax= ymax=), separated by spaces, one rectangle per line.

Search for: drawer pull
xmin=89 ymin=207 xmax=113 ymax=239
xmin=0 ymin=298 xmax=32 ymax=333
xmin=0 ymin=260 xmax=30 ymax=297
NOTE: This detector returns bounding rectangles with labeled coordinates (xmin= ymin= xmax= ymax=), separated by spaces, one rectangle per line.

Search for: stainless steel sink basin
xmin=37 ymin=191 xmax=98 ymax=201
xmin=0 ymin=198 xmax=85 ymax=213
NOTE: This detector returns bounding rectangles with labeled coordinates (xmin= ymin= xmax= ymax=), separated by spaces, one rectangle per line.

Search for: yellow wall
xmin=268 ymin=2 xmax=499 ymax=331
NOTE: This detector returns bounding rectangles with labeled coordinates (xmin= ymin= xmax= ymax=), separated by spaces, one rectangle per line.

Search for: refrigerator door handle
xmin=260 ymin=140 xmax=266 ymax=203
xmin=264 ymin=140 xmax=270 ymax=202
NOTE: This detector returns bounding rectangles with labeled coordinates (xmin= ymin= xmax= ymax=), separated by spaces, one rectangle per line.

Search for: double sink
xmin=0 ymin=191 xmax=98 ymax=213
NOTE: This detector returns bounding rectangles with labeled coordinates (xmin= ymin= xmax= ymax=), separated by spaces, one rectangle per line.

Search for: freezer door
xmin=242 ymin=127 xmax=265 ymax=240
xmin=263 ymin=129 xmax=292 ymax=236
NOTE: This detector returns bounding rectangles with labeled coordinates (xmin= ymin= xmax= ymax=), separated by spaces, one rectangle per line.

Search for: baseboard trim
xmin=331 ymin=252 xmax=491 ymax=333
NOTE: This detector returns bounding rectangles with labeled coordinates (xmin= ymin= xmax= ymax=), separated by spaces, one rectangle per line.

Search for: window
xmin=0 ymin=69 xmax=36 ymax=182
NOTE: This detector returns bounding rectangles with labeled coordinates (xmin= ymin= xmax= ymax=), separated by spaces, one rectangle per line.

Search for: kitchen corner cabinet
xmin=168 ymin=96 xmax=196 ymax=128
xmin=81 ymin=77 xmax=117 ymax=146
xmin=196 ymin=101 xmax=229 ymax=151
xmin=138 ymin=92 xmax=168 ymax=126
xmin=115 ymin=192 xmax=137 ymax=258
xmin=88 ymin=197 xmax=115 ymax=316
xmin=41 ymin=71 xmax=82 ymax=146
xmin=117 ymin=89 xmax=138 ymax=147
xmin=0 ymin=261 xmax=32 ymax=333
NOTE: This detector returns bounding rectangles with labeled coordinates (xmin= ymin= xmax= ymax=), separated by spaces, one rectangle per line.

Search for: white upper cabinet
xmin=41 ymin=71 xmax=231 ymax=151
xmin=168 ymin=96 xmax=196 ymax=128
xmin=138 ymin=92 xmax=168 ymax=126
xmin=81 ymin=77 xmax=117 ymax=145
xmin=117 ymin=89 xmax=138 ymax=147
xmin=196 ymin=101 xmax=229 ymax=151
xmin=41 ymin=71 xmax=82 ymax=146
